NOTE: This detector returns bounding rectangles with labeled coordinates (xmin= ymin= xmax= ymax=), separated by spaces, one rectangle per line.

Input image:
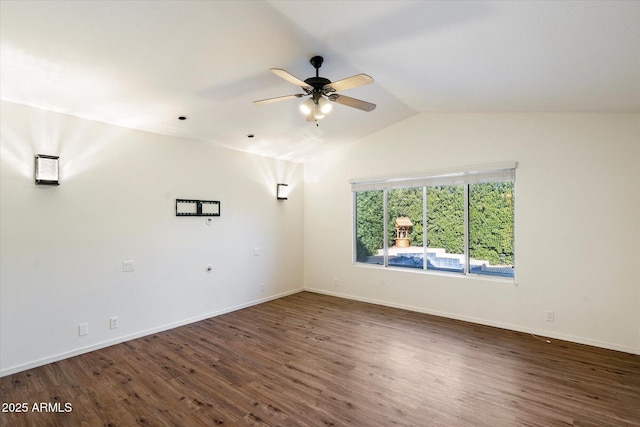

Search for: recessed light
xmin=178 ymin=116 xmax=188 ymax=121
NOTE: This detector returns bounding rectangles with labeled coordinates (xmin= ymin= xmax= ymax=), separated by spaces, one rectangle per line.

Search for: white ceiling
xmin=1 ymin=1 xmax=639 ymax=162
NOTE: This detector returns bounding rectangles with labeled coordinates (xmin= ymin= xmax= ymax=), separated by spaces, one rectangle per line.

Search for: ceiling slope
xmin=1 ymin=1 xmax=638 ymax=162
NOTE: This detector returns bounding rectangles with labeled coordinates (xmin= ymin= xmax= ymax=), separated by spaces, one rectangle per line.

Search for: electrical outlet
xmin=546 ymin=311 xmax=555 ymax=322
xmin=254 ymin=247 xmax=261 ymax=256
xmin=260 ymin=282 xmax=265 ymax=293
xmin=78 ymin=323 xmax=89 ymax=336
xmin=333 ymin=278 xmax=339 ymax=288
xmin=110 ymin=317 xmax=119 ymax=329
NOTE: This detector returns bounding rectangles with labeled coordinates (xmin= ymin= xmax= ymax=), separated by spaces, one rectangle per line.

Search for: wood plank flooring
xmin=1 ymin=291 xmax=639 ymax=426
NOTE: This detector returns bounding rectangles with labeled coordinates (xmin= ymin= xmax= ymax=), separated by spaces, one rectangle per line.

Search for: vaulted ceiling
xmin=1 ymin=1 xmax=638 ymax=162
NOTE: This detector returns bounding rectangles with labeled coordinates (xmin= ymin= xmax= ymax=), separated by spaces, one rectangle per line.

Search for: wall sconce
xmin=276 ymin=183 xmax=289 ymax=200
xmin=34 ymin=154 xmax=59 ymax=185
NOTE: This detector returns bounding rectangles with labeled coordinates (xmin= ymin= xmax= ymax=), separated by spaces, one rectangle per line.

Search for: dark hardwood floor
xmin=1 ymin=291 xmax=639 ymax=426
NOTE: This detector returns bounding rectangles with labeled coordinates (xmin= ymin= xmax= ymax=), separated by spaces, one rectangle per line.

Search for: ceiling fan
xmin=253 ymin=56 xmax=376 ymax=123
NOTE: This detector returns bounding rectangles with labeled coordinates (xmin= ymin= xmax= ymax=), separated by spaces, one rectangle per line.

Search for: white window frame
xmin=351 ymin=162 xmax=517 ymax=281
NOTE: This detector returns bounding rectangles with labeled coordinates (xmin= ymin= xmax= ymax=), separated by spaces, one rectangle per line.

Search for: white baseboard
xmin=0 ymin=287 xmax=304 ymax=378
xmin=304 ymin=287 xmax=640 ymax=356
xmin=4 ymin=285 xmax=635 ymax=378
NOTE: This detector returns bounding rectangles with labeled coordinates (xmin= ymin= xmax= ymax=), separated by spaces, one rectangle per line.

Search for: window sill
xmin=353 ymin=262 xmax=517 ymax=285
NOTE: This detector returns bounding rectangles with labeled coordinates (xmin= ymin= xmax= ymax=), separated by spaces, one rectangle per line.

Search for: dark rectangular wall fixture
xmin=35 ymin=154 xmax=60 ymax=185
xmin=176 ymin=199 xmax=220 ymax=216
xmin=277 ymin=183 xmax=289 ymax=200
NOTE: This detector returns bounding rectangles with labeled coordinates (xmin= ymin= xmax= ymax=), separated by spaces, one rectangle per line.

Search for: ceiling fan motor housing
xmin=304 ymin=77 xmax=331 ymax=92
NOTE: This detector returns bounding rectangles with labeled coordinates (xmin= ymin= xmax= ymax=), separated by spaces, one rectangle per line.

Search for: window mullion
xmin=383 ymin=189 xmax=389 ymax=267
xmin=422 ymin=186 xmax=427 ymax=270
xmin=352 ymin=191 xmax=357 ymax=263
xmin=464 ymin=184 xmax=469 ymax=275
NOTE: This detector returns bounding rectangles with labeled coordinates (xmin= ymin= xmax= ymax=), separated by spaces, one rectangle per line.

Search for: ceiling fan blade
xmin=328 ymin=94 xmax=376 ymax=112
xmin=270 ymin=68 xmax=312 ymax=89
xmin=324 ymin=74 xmax=373 ymax=92
xmin=253 ymin=94 xmax=305 ymax=105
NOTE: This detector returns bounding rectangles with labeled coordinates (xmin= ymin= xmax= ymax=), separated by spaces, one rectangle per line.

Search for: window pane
xmin=387 ymin=187 xmax=424 ymax=269
xmin=355 ymin=191 xmax=384 ymax=264
xmin=469 ymin=181 xmax=515 ymax=277
xmin=426 ymin=185 xmax=465 ymax=273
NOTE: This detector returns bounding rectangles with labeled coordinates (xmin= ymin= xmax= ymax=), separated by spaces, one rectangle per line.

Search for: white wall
xmin=2 ymin=106 xmax=638 ymax=377
xmin=0 ymin=101 xmax=304 ymax=376
xmin=304 ymin=113 xmax=640 ymax=354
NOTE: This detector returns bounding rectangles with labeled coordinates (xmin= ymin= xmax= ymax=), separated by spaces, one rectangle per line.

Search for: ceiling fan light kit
xmin=318 ymin=97 xmax=332 ymax=114
xmin=299 ymin=98 xmax=314 ymax=116
xmin=254 ymin=55 xmax=375 ymax=123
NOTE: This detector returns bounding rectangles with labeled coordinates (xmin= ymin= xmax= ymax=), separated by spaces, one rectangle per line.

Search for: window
xmin=426 ymin=185 xmax=465 ymax=273
xmin=352 ymin=163 xmax=516 ymax=279
xmin=387 ymin=187 xmax=424 ymax=269
xmin=468 ymin=181 xmax=514 ymax=277
xmin=355 ymin=190 xmax=384 ymax=264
